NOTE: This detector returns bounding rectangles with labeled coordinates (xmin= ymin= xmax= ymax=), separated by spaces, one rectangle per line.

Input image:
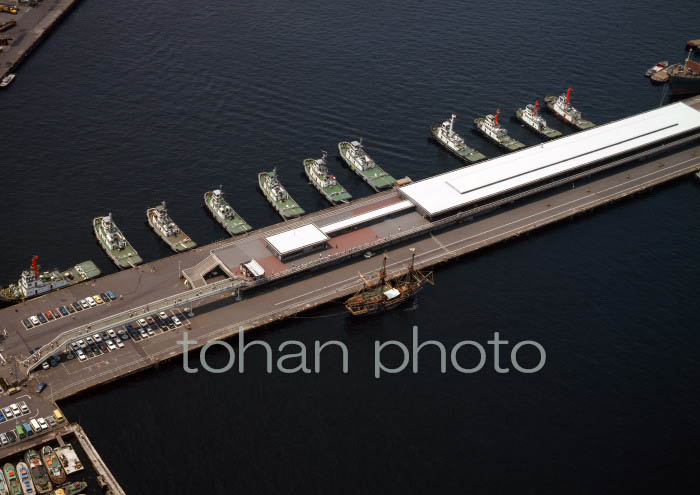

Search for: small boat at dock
xmin=515 ymin=100 xmax=562 ymax=139
xmin=544 ymin=88 xmax=595 ymax=130
xmin=304 ymin=151 xmax=352 ymax=204
xmin=204 ymin=187 xmax=253 ymax=236
xmin=474 ymin=109 xmax=526 ymax=151
xmin=15 ymin=463 xmax=34 ymax=495
xmin=147 ymin=201 xmax=197 ymax=252
xmin=93 ymin=213 xmax=143 ymax=269
xmin=24 ymin=450 xmax=50 ymax=494
xmin=258 ymin=169 xmax=305 ymax=220
xmin=338 ymin=139 xmax=396 ymax=191
xmin=645 ymin=60 xmax=668 ymax=77
xmin=0 ymin=74 xmax=15 ymax=87
xmin=3 ymin=464 xmax=21 ymax=495
xmin=430 ymin=114 xmax=486 ymax=163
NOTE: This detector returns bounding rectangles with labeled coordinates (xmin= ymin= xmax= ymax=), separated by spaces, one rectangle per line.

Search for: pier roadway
xmin=5 ymin=143 xmax=697 ymax=400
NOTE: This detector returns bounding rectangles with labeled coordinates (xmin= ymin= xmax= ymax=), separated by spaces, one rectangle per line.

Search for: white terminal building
xmin=262 ymin=101 xmax=700 ymax=260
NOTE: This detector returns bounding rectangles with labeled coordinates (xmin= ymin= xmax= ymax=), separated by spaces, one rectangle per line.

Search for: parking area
xmin=50 ymin=308 xmax=188 ymax=365
xmin=0 ymin=392 xmax=65 ymax=449
xmin=20 ymin=290 xmax=118 ymax=331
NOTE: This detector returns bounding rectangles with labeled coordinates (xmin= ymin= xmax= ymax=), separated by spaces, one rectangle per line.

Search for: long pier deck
xmin=0 ymin=139 xmax=697 ymax=400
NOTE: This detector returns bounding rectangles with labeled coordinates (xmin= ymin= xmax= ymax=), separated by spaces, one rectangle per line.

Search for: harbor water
xmin=1 ymin=0 xmax=699 ymax=492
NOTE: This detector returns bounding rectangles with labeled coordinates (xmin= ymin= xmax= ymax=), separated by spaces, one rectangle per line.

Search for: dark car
xmin=98 ymin=342 xmax=108 ymax=353
xmin=51 ymin=309 xmax=61 ymax=319
xmin=101 ymin=330 xmax=109 ymax=341
xmin=59 ymin=306 xmax=69 ymax=316
xmin=91 ymin=345 xmax=102 ymax=356
xmin=6 ymin=430 xmax=16 ymax=443
xmin=167 ymin=317 xmax=175 ymax=329
xmin=106 ymin=290 xmax=116 ymax=300
xmin=37 ymin=313 xmax=47 ymax=323
xmin=100 ymin=292 xmax=109 ymax=302
xmin=35 ymin=382 xmax=47 ymax=393
xmin=22 ymin=319 xmax=32 ymax=329
xmin=67 ymin=304 xmax=75 ymax=314
xmin=73 ymin=302 xmax=83 ymax=312
xmin=85 ymin=347 xmax=94 ymax=358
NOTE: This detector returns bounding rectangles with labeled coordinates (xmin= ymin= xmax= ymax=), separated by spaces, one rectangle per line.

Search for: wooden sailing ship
xmin=344 ymin=249 xmax=434 ymax=316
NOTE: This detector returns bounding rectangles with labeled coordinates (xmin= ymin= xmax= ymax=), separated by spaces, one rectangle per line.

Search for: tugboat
xmin=667 ymin=44 xmax=700 ymax=95
xmin=40 ymin=447 xmax=65 ymax=487
xmin=544 ymin=88 xmax=595 ymax=130
xmin=24 ymin=451 xmax=50 ymax=494
xmin=147 ymin=202 xmax=197 ymax=252
xmin=515 ymin=100 xmax=562 ymax=139
xmin=0 ymin=256 xmax=100 ymax=305
xmin=304 ymin=151 xmax=352 ymax=204
xmin=344 ymin=249 xmax=434 ymax=316
xmin=15 ymin=463 xmax=34 ymax=495
xmin=258 ymin=169 xmax=305 ymax=219
xmin=204 ymin=187 xmax=252 ymax=236
xmin=645 ymin=60 xmax=669 ymax=77
xmin=3 ymin=464 xmax=20 ymax=495
xmin=430 ymin=114 xmax=487 ymax=163
xmin=93 ymin=213 xmax=143 ymax=269
xmin=338 ymin=139 xmax=396 ymax=191
xmin=474 ymin=109 xmax=526 ymax=151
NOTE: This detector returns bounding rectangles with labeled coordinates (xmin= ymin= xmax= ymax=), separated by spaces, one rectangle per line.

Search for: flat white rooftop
xmin=400 ymin=102 xmax=700 ymax=216
xmin=265 ymin=224 xmax=330 ymax=257
xmin=319 ymin=200 xmax=414 ymax=235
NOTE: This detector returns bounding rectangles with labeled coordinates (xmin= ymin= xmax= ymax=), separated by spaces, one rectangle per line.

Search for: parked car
xmin=11 ymin=404 xmax=20 ymax=416
xmin=93 ymin=333 xmax=102 ymax=343
xmin=67 ymin=304 xmax=76 ymax=314
xmin=147 ymin=327 xmax=155 ymax=337
xmin=59 ymin=306 xmax=69 ymax=316
xmin=30 ymin=315 xmax=40 ymax=326
xmin=51 ymin=309 xmax=61 ymax=319
xmin=86 ymin=297 xmax=96 ymax=307
xmin=80 ymin=299 xmax=89 ymax=309
xmin=100 ymin=292 xmax=109 ymax=302
xmin=77 ymin=350 xmax=86 ymax=361
xmin=37 ymin=417 xmax=48 ymax=430
xmin=172 ymin=316 xmax=182 ymax=327
xmin=107 ymin=329 xmax=117 ymax=339
xmin=0 ymin=433 xmax=7 ymax=446
xmin=73 ymin=302 xmax=83 ymax=311
xmin=44 ymin=311 xmax=54 ymax=321
xmin=6 ymin=430 xmax=16 ymax=443
xmin=93 ymin=294 xmax=104 ymax=304
xmin=42 ymin=361 xmax=50 ymax=370
xmin=22 ymin=319 xmax=32 ymax=329
xmin=46 ymin=415 xmax=57 ymax=427
xmin=86 ymin=337 xmax=94 ymax=345
xmin=106 ymin=290 xmax=116 ymax=300
xmin=3 ymin=407 xmax=13 ymax=419
xmin=19 ymin=403 xmax=29 ymax=414
xmin=106 ymin=340 xmax=117 ymax=351
xmin=115 ymin=337 xmax=124 ymax=349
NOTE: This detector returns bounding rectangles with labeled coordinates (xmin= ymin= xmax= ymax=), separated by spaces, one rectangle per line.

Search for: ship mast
xmin=494 ymin=108 xmax=501 ymax=126
xmin=449 ymin=114 xmax=456 ymax=135
xmin=565 ymin=87 xmax=573 ymax=106
xmin=408 ymin=248 xmax=416 ymax=273
xmin=31 ymin=255 xmax=40 ymax=280
xmin=379 ymin=254 xmax=387 ymax=285
xmin=534 ymin=100 xmax=539 ymax=117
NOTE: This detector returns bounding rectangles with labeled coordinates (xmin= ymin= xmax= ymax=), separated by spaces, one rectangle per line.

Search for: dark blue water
xmin=2 ymin=0 xmax=700 ymax=493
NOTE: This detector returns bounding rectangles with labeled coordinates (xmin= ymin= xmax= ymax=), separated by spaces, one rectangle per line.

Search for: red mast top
xmin=534 ymin=100 xmax=539 ymax=117
xmin=494 ymin=108 xmax=501 ymax=125
xmin=31 ymin=255 xmax=40 ymax=279
xmin=565 ymin=87 xmax=573 ymax=105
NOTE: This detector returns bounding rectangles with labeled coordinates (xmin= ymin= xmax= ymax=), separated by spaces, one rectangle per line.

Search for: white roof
xmin=265 ymin=224 xmax=330 ymax=256
xmin=243 ymin=260 xmax=265 ymax=277
xmin=383 ymin=288 xmax=401 ymax=300
xmin=319 ymin=200 xmax=414 ymax=234
xmin=400 ymin=102 xmax=700 ymax=216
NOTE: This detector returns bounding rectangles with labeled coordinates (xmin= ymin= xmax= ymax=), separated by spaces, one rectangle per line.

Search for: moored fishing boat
xmin=2 ymin=464 xmax=21 ymax=495
xmin=40 ymin=447 xmax=65 ymax=486
xmin=24 ymin=451 xmax=50 ymax=494
xmin=147 ymin=201 xmax=197 ymax=252
xmin=15 ymin=463 xmax=34 ymax=495
xmin=93 ymin=213 xmax=143 ymax=269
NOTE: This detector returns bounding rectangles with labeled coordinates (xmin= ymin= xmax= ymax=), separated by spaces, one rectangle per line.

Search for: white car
xmin=138 ymin=318 xmax=147 ymax=327
xmin=38 ymin=417 xmax=48 ymax=430
xmin=93 ymin=333 xmax=102 ymax=343
xmin=80 ymin=299 xmax=89 ymax=308
xmin=107 ymin=329 xmax=117 ymax=339
xmin=114 ymin=337 xmax=124 ymax=349
xmin=77 ymin=350 xmax=86 ymax=361
xmin=86 ymin=296 xmax=96 ymax=307
xmin=30 ymin=315 xmax=40 ymax=326
xmin=3 ymin=407 xmax=13 ymax=418
xmin=106 ymin=340 xmax=117 ymax=351
xmin=172 ymin=316 xmax=182 ymax=327
xmin=19 ymin=403 xmax=29 ymax=415
xmin=147 ymin=328 xmax=155 ymax=337
xmin=10 ymin=404 xmax=20 ymax=416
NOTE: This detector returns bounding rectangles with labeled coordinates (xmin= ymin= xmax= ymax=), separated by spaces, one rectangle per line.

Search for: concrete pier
xmin=0 ymin=0 xmax=79 ymax=79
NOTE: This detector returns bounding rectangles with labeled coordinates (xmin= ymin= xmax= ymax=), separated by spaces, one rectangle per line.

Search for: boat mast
xmin=565 ymin=87 xmax=573 ymax=106
xmin=379 ymin=254 xmax=387 ymax=284
xmin=494 ymin=108 xmax=501 ymax=126
xmin=534 ymin=100 xmax=539 ymax=117
xmin=408 ymin=248 xmax=416 ymax=273
xmin=449 ymin=114 xmax=456 ymax=135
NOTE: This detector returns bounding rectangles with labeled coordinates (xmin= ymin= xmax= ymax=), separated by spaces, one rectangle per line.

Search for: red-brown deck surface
xmin=352 ymin=196 xmax=403 ymax=215
xmin=257 ymin=255 xmax=288 ymax=275
xmin=327 ymin=227 xmax=379 ymax=254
